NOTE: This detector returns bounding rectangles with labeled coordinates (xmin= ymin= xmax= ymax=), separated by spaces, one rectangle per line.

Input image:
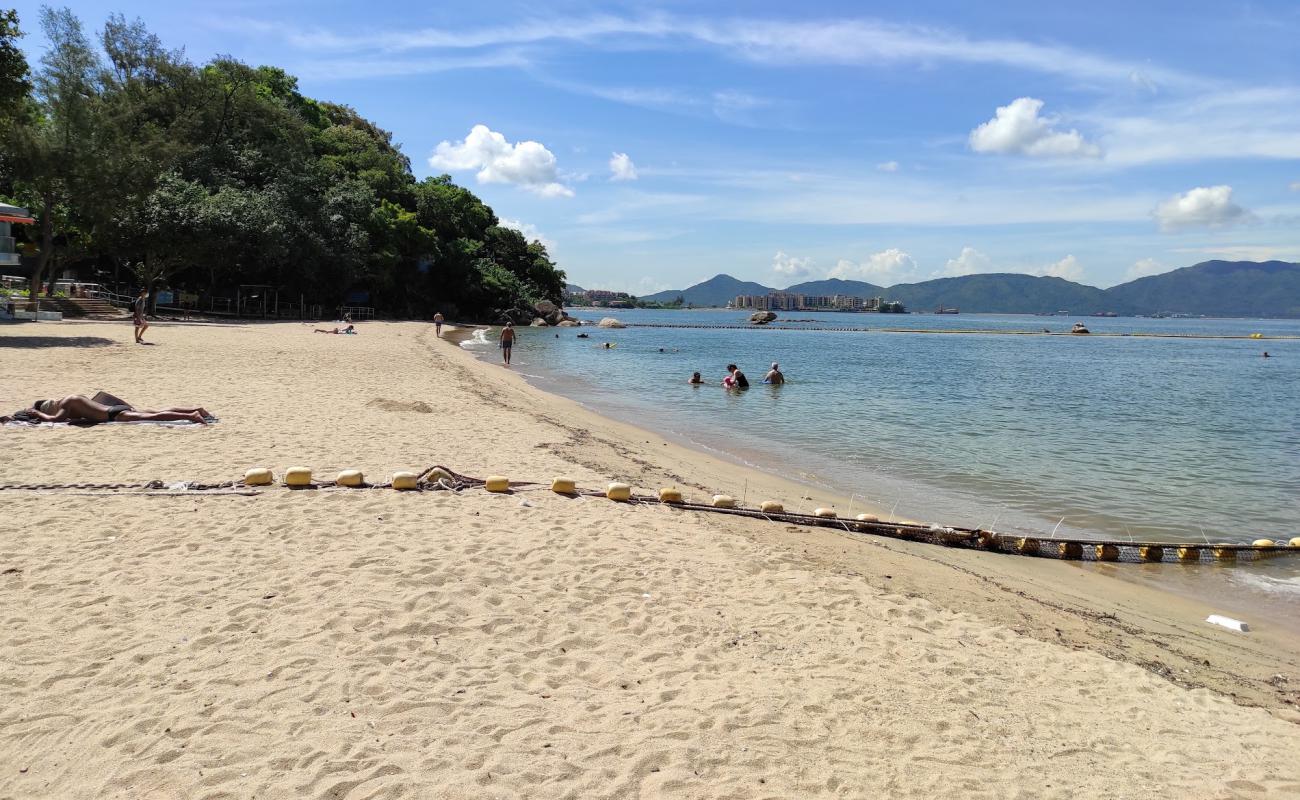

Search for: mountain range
xmin=634 ymin=261 xmax=1300 ymax=317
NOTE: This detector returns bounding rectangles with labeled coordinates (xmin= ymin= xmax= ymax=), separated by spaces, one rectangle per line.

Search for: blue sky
xmin=11 ymin=1 xmax=1300 ymax=292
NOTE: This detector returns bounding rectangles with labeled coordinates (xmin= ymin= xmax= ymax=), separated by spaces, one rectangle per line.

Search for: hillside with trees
xmin=0 ymin=8 xmax=564 ymax=321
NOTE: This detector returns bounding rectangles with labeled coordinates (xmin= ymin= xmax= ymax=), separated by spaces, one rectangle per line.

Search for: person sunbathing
xmin=4 ymin=395 xmax=212 ymax=425
xmin=314 ymin=324 xmax=356 ymax=334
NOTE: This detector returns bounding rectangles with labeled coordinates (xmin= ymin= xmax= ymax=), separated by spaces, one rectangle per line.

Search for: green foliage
xmin=0 ymin=7 xmax=563 ymax=320
xmin=0 ymin=9 xmax=30 ymax=114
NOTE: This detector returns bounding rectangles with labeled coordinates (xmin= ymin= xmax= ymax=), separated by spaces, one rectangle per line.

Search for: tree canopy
xmin=0 ymin=7 xmax=564 ymax=321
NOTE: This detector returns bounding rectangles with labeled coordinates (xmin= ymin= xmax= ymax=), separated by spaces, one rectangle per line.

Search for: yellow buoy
xmin=1250 ymin=332 xmax=1262 ymax=339
xmin=606 ymin=482 xmax=632 ymax=502
xmin=1177 ymin=547 xmax=1200 ymax=562
xmin=284 ymin=466 xmax=312 ymax=487
xmin=1290 ymin=537 xmax=1300 ymax=548
xmin=813 ymin=507 xmax=837 ymax=518
xmin=1017 ymin=537 xmax=1039 ymax=555
xmin=335 ymin=469 xmax=364 ymax=488
xmin=855 ymin=513 xmax=878 ymax=523
xmin=1212 ymin=546 xmax=1237 ymax=561
xmin=550 ymin=477 xmax=577 ymax=495
xmin=711 ymin=494 xmax=736 ymax=508
xmin=659 ymin=487 xmax=683 ymax=504
xmin=1058 ymin=542 xmax=1083 ymax=559
xmin=484 ymin=475 xmax=510 ymax=493
xmin=391 ymin=471 xmax=419 ymax=490
xmin=1252 ymin=539 xmax=1276 ymax=548
xmin=1095 ymin=544 xmax=1120 ymax=562
xmin=243 ymin=468 xmax=274 ymax=486
xmin=760 ymin=500 xmax=784 ymax=514
xmin=1139 ymin=546 xmax=1164 ymax=562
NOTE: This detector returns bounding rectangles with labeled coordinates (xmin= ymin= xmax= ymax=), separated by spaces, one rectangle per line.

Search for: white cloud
xmin=1035 ymin=255 xmax=1085 ymax=282
xmin=969 ymin=97 xmax=1101 ymax=159
xmin=876 ymin=160 xmax=899 ymax=172
xmin=941 ymin=246 xmax=993 ymax=277
xmin=609 ymin=152 xmax=638 ymax=181
xmin=429 ymin=124 xmax=573 ymax=197
xmin=771 ymin=251 xmax=814 ymax=278
xmin=1290 ymin=180 xmax=1300 ymax=191
xmin=1125 ymin=258 xmax=1169 ymax=281
xmin=829 ymin=249 xmax=917 ymax=283
xmin=1154 ymin=185 xmax=1249 ymax=232
xmin=498 ymin=218 xmax=556 ymax=251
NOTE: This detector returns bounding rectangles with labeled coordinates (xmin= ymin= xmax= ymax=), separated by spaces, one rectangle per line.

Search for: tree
xmin=5 ymin=7 xmax=100 ymax=309
xmin=0 ymin=10 xmax=30 ymax=117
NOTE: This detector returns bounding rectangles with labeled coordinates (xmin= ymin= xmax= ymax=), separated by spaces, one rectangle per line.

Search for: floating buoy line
xmin=2 ymin=465 xmax=1296 ymax=565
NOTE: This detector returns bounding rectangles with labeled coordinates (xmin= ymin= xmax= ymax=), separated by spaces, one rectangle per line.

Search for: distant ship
xmin=934 ymin=305 xmax=959 ymax=315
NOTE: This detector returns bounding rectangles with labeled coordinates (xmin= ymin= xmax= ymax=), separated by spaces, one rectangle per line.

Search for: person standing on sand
xmin=434 ymin=312 xmax=444 ymax=337
xmin=500 ymin=322 xmax=516 ymax=365
xmin=133 ymin=288 xmax=149 ymax=344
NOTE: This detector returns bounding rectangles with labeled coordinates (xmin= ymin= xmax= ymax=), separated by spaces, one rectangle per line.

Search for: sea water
xmin=463 ymin=310 xmax=1300 ymax=627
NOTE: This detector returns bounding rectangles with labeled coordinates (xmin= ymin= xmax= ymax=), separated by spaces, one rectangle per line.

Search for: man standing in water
xmin=500 ymin=322 xmax=516 ymax=365
xmin=764 ymin=362 xmax=785 ymax=384
xmin=433 ymin=311 xmax=444 ymax=337
xmin=133 ymin=288 xmax=149 ymax=344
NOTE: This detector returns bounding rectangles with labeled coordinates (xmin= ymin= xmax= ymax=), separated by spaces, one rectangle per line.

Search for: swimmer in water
xmin=688 ymin=371 xmax=703 ymax=384
xmin=764 ymin=362 xmax=785 ymax=385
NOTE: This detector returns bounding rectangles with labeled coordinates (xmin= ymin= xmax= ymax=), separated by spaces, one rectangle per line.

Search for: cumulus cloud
xmin=1035 ymin=255 xmax=1084 ymax=282
xmin=771 ymin=251 xmax=814 ymax=278
xmin=1154 ymin=185 xmax=1249 ymax=232
xmin=498 ymin=218 xmax=556 ymax=251
xmin=876 ymin=160 xmax=899 ymax=172
xmin=969 ymin=97 xmax=1101 ymax=159
xmin=609 ymin=152 xmax=638 ymax=181
xmin=941 ymin=246 xmax=993 ymax=277
xmin=1125 ymin=258 xmax=1168 ymax=281
xmin=829 ymin=248 xmax=917 ymax=283
xmin=429 ymin=124 xmax=573 ymax=197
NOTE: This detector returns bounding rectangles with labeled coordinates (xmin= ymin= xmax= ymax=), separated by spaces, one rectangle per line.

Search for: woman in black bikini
xmin=7 ymin=395 xmax=211 ymax=424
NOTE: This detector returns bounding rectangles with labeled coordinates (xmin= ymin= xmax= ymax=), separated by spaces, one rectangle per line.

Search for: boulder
xmin=556 ymin=318 xmax=581 ymax=327
xmin=530 ymin=317 xmax=548 ymax=327
xmin=750 ymin=310 xmax=777 ymax=324
xmin=545 ymin=309 xmax=564 ymax=326
xmin=534 ymin=299 xmax=558 ymax=316
xmin=597 ymin=317 xmax=626 ymax=328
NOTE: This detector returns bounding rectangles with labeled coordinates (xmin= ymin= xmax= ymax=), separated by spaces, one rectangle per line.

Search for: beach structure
xmin=0 ymin=203 xmax=34 ymax=270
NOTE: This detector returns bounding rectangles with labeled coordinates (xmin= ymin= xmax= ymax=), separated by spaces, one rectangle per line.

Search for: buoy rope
xmin=0 ymin=468 xmax=1293 ymax=564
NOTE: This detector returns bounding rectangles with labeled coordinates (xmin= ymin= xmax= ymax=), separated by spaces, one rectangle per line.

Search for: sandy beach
xmin=2 ymin=318 xmax=1299 ymax=799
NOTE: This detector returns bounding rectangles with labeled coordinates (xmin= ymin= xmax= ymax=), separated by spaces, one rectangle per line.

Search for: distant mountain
xmin=785 ymin=278 xmax=885 ymax=297
xmin=629 ymin=261 xmax=1300 ymax=317
xmin=889 ymin=274 xmax=1123 ymax=315
xmin=1104 ymin=260 xmax=1300 ymax=317
xmin=564 ymin=282 xmax=585 ymax=294
xmin=641 ymin=274 xmax=775 ymax=306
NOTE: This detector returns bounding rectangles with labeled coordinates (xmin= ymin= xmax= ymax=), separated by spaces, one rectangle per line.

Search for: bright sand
xmin=2 ymin=319 xmax=1298 ymax=799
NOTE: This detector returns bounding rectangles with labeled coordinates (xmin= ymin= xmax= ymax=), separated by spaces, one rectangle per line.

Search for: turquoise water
xmin=462 ymin=309 xmax=1300 ymax=622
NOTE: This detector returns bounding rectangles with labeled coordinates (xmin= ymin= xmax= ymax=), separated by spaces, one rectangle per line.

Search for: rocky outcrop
xmin=750 ymin=311 xmax=777 ymax=324
xmin=530 ymin=317 xmax=548 ymax=327
xmin=556 ymin=318 xmax=582 ymax=327
xmin=597 ymin=317 xmax=626 ymax=328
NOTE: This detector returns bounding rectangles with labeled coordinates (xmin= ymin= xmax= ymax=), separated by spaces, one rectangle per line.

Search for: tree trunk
xmin=27 ymin=198 xmax=54 ymax=314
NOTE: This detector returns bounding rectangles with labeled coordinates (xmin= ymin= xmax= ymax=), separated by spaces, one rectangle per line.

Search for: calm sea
xmin=462 ymin=309 xmax=1300 ymax=627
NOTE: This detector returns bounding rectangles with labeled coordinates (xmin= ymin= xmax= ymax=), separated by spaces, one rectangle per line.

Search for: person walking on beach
xmin=132 ymin=288 xmax=149 ymax=344
xmin=434 ymin=311 xmax=444 ymax=337
xmin=500 ymin=322 xmax=516 ymax=365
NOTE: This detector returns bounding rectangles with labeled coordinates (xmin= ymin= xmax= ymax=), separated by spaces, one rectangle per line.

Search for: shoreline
xmin=4 ymin=319 xmax=1299 ymax=797
xmin=443 ymin=322 xmax=1300 ymax=711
